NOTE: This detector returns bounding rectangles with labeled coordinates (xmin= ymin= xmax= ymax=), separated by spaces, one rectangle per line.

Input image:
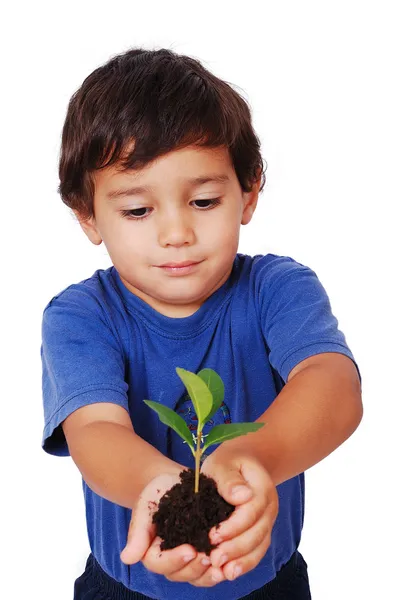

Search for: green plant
xmin=144 ymin=367 xmax=265 ymax=493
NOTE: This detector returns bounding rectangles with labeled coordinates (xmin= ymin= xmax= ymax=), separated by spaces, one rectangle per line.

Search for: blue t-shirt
xmin=41 ymin=253 xmax=360 ymax=600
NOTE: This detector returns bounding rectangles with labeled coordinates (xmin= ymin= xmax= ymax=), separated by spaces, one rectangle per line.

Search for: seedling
xmin=144 ymin=367 xmax=264 ymax=493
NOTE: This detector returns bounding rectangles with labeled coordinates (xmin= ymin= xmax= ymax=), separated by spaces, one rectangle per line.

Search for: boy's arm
xmin=62 ymin=403 xmax=183 ymax=508
xmin=213 ymin=352 xmax=363 ymax=486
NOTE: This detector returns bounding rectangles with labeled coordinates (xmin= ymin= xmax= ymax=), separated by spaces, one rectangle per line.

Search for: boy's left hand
xmin=200 ymin=447 xmax=279 ymax=581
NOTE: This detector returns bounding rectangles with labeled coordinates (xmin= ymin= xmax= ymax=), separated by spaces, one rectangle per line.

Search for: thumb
xmin=120 ymin=500 xmax=156 ymax=565
xmin=215 ymin=469 xmax=253 ymax=506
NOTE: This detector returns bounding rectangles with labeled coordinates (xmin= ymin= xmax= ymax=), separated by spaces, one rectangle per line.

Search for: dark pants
xmin=74 ymin=551 xmax=311 ymax=599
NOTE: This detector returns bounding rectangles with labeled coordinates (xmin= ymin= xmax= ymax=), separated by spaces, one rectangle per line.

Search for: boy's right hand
xmin=120 ymin=469 xmax=226 ymax=587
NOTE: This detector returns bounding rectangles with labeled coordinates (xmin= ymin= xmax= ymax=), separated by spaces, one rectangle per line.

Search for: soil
xmin=151 ymin=469 xmax=235 ymax=555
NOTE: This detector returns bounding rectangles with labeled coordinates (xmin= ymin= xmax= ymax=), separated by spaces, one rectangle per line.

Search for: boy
xmin=41 ymin=48 xmax=363 ymax=600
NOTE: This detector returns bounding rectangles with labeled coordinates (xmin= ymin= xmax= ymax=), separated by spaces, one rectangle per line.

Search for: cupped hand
xmin=201 ymin=448 xmax=279 ymax=582
xmin=120 ymin=468 xmax=226 ymax=586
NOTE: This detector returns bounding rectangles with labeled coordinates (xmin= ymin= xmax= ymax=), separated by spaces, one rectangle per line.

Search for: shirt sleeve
xmin=257 ymin=256 xmax=361 ymax=384
xmin=41 ymin=287 xmax=129 ymax=457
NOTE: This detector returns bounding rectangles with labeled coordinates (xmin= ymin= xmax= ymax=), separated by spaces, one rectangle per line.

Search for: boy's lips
xmin=159 ymin=260 xmax=201 ymax=268
xmin=157 ymin=260 xmax=203 ymax=276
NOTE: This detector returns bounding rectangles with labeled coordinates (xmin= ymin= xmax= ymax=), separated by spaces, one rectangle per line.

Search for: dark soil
xmin=151 ymin=469 xmax=235 ymax=555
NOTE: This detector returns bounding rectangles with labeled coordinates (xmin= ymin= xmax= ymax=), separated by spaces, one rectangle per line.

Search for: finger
xmin=142 ymin=536 xmax=197 ymax=576
xmin=120 ymin=503 xmax=156 ymax=565
xmin=210 ymin=483 xmax=277 ymax=544
xmin=221 ymin=533 xmax=272 ymax=582
xmin=165 ymin=553 xmax=215 ymax=583
xmin=210 ymin=512 xmax=271 ymax=568
xmin=210 ymin=499 xmax=262 ymax=544
xmin=188 ymin=564 xmax=227 ymax=588
xmin=210 ymin=464 xmax=253 ymax=507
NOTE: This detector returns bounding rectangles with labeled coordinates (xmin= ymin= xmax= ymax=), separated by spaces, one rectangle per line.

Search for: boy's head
xmin=58 ymin=48 xmax=266 ymax=317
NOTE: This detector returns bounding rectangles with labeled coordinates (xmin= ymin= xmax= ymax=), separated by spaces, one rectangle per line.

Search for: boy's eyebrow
xmin=106 ymin=174 xmax=230 ymax=200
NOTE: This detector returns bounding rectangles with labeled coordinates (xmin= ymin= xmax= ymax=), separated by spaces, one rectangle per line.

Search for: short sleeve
xmin=258 ymin=257 xmax=361 ymax=384
xmin=41 ymin=287 xmax=129 ymax=457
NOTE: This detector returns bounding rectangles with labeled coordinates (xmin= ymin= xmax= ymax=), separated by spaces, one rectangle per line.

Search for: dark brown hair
xmin=58 ymin=48 xmax=266 ymax=220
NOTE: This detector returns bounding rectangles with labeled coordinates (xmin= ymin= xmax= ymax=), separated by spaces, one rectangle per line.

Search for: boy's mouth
xmin=157 ymin=260 xmax=203 ymax=275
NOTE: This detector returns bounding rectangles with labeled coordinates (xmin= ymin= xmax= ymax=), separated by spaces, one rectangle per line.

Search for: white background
xmin=2 ymin=1 xmax=400 ymax=598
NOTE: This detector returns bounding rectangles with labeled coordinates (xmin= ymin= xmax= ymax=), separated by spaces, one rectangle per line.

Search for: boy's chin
xmin=145 ymin=287 xmax=209 ymax=315
xmin=155 ymin=292 xmax=204 ymax=307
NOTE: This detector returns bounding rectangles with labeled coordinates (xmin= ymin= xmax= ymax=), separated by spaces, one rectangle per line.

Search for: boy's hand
xmin=120 ymin=469 xmax=226 ymax=587
xmin=200 ymin=447 xmax=279 ymax=581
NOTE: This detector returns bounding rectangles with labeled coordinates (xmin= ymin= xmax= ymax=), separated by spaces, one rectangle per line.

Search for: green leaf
xmin=197 ymin=368 xmax=225 ymax=422
xmin=176 ymin=368 xmax=213 ymax=429
xmin=143 ymin=400 xmax=195 ymax=454
xmin=202 ymin=422 xmax=265 ymax=452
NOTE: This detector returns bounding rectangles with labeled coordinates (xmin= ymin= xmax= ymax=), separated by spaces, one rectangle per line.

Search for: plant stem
xmin=194 ymin=428 xmax=202 ymax=493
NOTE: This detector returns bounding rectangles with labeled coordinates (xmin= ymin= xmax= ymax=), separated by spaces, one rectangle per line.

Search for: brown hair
xmin=58 ymin=48 xmax=266 ymax=221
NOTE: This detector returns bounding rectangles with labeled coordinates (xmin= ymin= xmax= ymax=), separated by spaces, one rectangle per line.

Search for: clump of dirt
xmin=152 ymin=469 xmax=235 ymax=555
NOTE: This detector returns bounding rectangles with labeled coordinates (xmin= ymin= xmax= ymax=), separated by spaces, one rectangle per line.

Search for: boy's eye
xmin=120 ymin=207 xmax=152 ymax=219
xmin=192 ymin=198 xmax=221 ymax=209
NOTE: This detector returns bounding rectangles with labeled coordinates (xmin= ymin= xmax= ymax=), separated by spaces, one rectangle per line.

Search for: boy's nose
xmin=158 ymin=215 xmax=196 ymax=248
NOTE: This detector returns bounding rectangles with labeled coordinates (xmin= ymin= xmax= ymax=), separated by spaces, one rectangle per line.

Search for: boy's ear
xmin=241 ymin=178 xmax=261 ymax=225
xmin=73 ymin=210 xmax=103 ymax=245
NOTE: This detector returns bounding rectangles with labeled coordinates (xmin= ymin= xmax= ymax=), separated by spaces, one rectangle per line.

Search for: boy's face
xmin=76 ymin=145 xmax=259 ymax=317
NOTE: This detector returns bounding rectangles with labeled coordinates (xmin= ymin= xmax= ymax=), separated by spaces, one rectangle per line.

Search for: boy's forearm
xmin=216 ymin=355 xmax=363 ymax=486
xmin=67 ymin=421 xmax=182 ymax=508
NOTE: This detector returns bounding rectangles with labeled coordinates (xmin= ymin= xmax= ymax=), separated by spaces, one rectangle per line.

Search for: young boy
xmin=41 ymin=48 xmax=363 ymax=600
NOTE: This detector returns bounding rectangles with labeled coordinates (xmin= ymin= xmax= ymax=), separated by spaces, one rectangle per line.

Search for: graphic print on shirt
xmin=168 ymin=392 xmax=232 ymax=464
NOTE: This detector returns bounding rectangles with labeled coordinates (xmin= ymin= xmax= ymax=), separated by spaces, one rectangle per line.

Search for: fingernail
xmin=183 ymin=554 xmax=195 ymax=563
xmin=212 ymin=570 xmax=223 ymax=582
xmin=232 ymin=564 xmax=242 ymax=579
xmin=201 ymin=557 xmax=211 ymax=566
xmin=217 ymin=553 xmax=228 ymax=567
